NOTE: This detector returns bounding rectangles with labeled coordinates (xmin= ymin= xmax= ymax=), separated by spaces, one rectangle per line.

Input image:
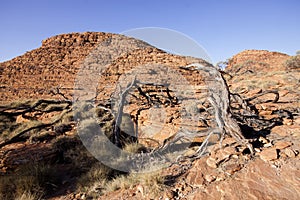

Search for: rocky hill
xmin=226 ymin=50 xmax=290 ymax=73
xmin=0 ymin=32 xmax=115 ymax=102
xmin=0 ymin=32 xmax=299 ymax=200
xmin=0 ymin=32 xmax=207 ymax=103
xmin=226 ymin=49 xmax=300 ymax=112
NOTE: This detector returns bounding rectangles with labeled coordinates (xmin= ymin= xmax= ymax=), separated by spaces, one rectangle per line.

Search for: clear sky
xmin=1 ymin=0 xmax=299 ymax=64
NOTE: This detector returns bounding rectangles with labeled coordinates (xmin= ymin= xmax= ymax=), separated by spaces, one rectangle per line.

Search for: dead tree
xmin=173 ymin=63 xmax=255 ymax=156
xmin=0 ymin=101 xmax=72 ymax=148
xmin=113 ymin=77 xmax=136 ymax=147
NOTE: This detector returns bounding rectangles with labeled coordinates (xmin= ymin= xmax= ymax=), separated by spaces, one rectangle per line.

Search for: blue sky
xmin=1 ymin=0 xmax=299 ymax=64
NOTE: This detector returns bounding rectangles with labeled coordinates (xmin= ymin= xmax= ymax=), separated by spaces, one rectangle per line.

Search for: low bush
xmin=285 ymin=55 xmax=300 ymax=69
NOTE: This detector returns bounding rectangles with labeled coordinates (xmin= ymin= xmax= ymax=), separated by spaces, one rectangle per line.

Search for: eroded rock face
xmin=0 ymin=32 xmax=115 ymax=102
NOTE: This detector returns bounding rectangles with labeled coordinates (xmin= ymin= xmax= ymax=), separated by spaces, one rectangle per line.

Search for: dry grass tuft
xmin=123 ymin=142 xmax=147 ymax=153
xmin=104 ymin=167 xmax=165 ymax=198
xmin=14 ymin=191 xmax=43 ymax=200
xmin=0 ymin=163 xmax=61 ymax=200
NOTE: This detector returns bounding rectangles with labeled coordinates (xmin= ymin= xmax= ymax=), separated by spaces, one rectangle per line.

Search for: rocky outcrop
xmin=188 ymin=157 xmax=300 ymax=200
xmin=225 ymin=49 xmax=300 ymax=115
xmin=226 ymin=50 xmax=290 ymax=74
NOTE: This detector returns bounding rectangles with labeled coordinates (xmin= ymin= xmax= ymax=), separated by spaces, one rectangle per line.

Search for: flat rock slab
xmin=188 ymin=158 xmax=300 ymax=200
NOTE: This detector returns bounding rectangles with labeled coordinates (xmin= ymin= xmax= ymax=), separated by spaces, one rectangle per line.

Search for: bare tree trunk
xmin=113 ymin=78 xmax=136 ymax=147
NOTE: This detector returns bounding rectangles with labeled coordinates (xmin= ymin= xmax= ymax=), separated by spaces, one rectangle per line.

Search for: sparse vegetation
xmin=0 ymin=163 xmax=61 ymax=200
xmin=123 ymin=142 xmax=146 ymax=153
xmin=14 ymin=191 xmax=42 ymax=200
xmin=104 ymin=167 xmax=166 ymax=198
xmin=229 ymin=69 xmax=300 ymax=93
xmin=77 ymin=163 xmax=113 ymax=196
xmin=243 ymin=59 xmax=255 ymax=66
xmin=285 ymin=55 xmax=300 ymax=69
